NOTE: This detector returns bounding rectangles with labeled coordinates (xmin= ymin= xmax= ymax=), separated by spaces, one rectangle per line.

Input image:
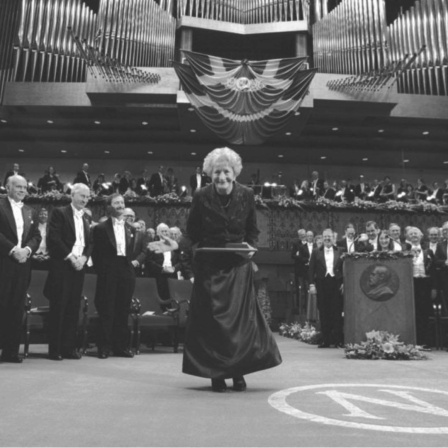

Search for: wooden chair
xmin=24 ymin=269 xmax=88 ymax=357
xmin=81 ymin=273 xmax=137 ymax=354
xmin=133 ymin=277 xmax=181 ymax=354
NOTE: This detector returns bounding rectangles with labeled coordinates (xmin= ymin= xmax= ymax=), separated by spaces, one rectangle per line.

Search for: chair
xmin=23 ymin=270 xmax=88 ymax=357
xmin=167 ymin=279 xmax=192 ymax=328
xmin=81 ymin=273 xmax=137 ymax=354
xmin=133 ymin=277 xmax=181 ymax=354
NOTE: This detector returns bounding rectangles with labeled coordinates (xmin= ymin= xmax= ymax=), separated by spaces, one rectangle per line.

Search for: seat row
xmin=23 ymin=271 xmax=193 ymax=357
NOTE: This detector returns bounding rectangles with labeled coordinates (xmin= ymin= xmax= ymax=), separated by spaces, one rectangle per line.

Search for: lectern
xmin=343 ymin=255 xmax=416 ymax=345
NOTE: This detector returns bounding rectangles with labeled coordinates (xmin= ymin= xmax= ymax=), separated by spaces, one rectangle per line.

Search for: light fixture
xmin=190 ymin=129 xmax=197 ymax=133
xmin=332 ymin=127 xmax=339 ymax=131
xmin=191 ymin=152 xmax=197 ymax=155
xmin=378 ymin=129 xmax=384 ymax=133
xmin=1 ymin=119 xmax=8 ymax=123
xmin=61 ymin=150 xmax=67 ymax=153
xmin=294 ymin=111 xmax=301 ymax=116
xmin=142 ymin=121 xmax=148 ymax=126
xmin=362 ymin=158 xmax=368 ymax=161
xmin=285 ymin=132 xmax=292 ymax=136
xmin=147 ymin=151 xmax=153 ymax=155
xmin=264 ymin=182 xmax=271 ymax=187
xmin=104 ymin=150 xmax=110 ymax=154
xmin=47 ymin=120 xmax=54 ymax=124
xmin=422 ymin=131 xmax=429 ymax=135
xmin=403 ymin=159 xmax=409 ymax=163
xmin=444 ymin=161 xmax=448 ymax=164
xmin=188 ymin=108 xmax=195 ymax=112
xmin=18 ymin=149 xmax=25 ymax=152
xmin=94 ymin=121 xmax=101 ymax=125
xmin=320 ymin=156 xmax=326 ymax=160
xmin=278 ymin=155 xmax=284 ymax=158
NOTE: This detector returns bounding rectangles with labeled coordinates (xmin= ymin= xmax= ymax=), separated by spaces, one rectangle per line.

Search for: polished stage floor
xmin=1 ymin=335 xmax=448 ymax=447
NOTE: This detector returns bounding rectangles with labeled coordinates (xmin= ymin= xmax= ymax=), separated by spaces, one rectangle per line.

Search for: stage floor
xmin=1 ymin=336 xmax=448 ymax=447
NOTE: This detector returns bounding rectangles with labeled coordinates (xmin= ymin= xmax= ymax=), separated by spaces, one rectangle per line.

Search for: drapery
xmin=174 ymin=50 xmax=317 ymax=145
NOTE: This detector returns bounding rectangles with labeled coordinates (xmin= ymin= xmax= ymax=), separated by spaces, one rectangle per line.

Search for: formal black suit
xmin=0 ymin=198 xmax=41 ymax=358
xmin=148 ymin=172 xmax=167 ymax=197
xmin=309 ymin=245 xmax=344 ymax=346
xmin=43 ymin=205 xmax=92 ymax=357
xmin=412 ymin=248 xmax=436 ymax=346
xmin=73 ymin=171 xmax=91 ymax=187
xmin=322 ymin=187 xmax=336 ymax=200
xmin=370 ymin=184 xmax=382 ymax=202
xmin=91 ymin=218 xmax=139 ymax=353
xmin=309 ymin=178 xmax=325 ymax=198
xmin=341 ymin=184 xmax=355 ymax=202
xmin=190 ymin=173 xmax=210 ymax=194
xmin=145 ymin=250 xmax=182 ymax=309
xmin=434 ymin=240 xmax=448 ymax=307
xmin=354 ymin=183 xmax=369 ymax=200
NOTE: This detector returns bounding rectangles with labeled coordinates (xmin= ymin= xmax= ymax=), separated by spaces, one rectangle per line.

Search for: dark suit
xmin=73 ymin=171 xmax=91 ymax=187
xmin=310 ymin=178 xmax=325 ymax=198
xmin=145 ymin=250 xmax=182 ymax=309
xmin=354 ymin=183 xmax=369 ymax=200
xmin=43 ymin=206 xmax=92 ymax=356
xmin=291 ymin=239 xmax=305 ymax=308
xmin=412 ymin=248 xmax=435 ymax=346
xmin=336 ymin=237 xmax=366 ymax=253
xmin=0 ymin=198 xmax=41 ymax=358
xmin=341 ymin=184 xmax=355 ymax=202
xmin=190 ymin=173 xmax=210 ymax=194
xmin=370 ymin=184 xmax=382 ymax=202
xmin=92 ymin=218 xmax=138 ymax=353
xmin=148 ymin=172 xmax=167 ymax=197
xmin=131 ymin=230 xmax=148 ymax=276
xmin=309 ymin=245 xmax=344 ymax=346
xmin=434 ymin=241 xmax=448 ymax=308
xmin=322 ymin=187 xmax=336 ymax=200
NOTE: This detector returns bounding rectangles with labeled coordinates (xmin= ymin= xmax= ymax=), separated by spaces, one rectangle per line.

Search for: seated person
xmin=144 ymin=223 xmax=181 ymax=310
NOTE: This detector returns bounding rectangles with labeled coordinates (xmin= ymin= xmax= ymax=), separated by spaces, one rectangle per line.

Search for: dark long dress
xmin=181 ymin=182 xmax=282 ymax=379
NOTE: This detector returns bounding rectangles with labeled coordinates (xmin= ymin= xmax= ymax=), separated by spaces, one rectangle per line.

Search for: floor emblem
xmin=268 ymin=383 xmax=448 ymax=434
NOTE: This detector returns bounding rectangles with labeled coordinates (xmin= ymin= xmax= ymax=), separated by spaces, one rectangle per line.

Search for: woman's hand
xmin=236 ymin=243 xmax=256 ymax=259
xmin=148 ymin=236 xmax=179 ymax=253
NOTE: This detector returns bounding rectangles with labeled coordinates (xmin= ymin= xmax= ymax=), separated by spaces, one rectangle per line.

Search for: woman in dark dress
xmin=150 ymin=147 xmax=282 ymax=392
xmin=37 ymin=166 xmax=63 ymax=193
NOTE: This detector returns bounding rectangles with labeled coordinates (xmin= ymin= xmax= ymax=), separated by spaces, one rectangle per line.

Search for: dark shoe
xmin=98 ymin=350 xmax=110 ymax=359
xmin=113 ymin=349 xmax=134 ymax=358
xmin=62 ymin=350 xmax=82 ymax=360
xmin=49 ymin=353 xmax=63 ymax=361
xmin=211 ymin=379 xmax=227 ymax=393
xmin=318 ymin=343 xmax=330 ymax=348
xmin=1 ymin=354 xmax=24 ymax=363
xmin=232 ymin=376 xmax=247 ymax=392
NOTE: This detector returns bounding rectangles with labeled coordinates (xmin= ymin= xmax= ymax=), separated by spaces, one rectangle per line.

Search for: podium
xmin=343 ymin=256 xmax=416 ymax=344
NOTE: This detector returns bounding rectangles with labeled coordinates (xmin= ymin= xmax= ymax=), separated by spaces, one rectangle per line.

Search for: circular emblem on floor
xmin=268 ymin=384 xmax=448 ymax=434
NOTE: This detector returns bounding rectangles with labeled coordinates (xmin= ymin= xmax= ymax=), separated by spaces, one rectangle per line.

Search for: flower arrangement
xmin=345 ymin=330 xmax=427 ymax=360
xmin=254 ymin=194 xmax=269 ymax=209
xmin=313 ymin=197 xmax=448 ymax=214
xmin=279 ymin=321 xmax=321 ymax=345
xmin=341 ymin=251 xmax=414 ymax=261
